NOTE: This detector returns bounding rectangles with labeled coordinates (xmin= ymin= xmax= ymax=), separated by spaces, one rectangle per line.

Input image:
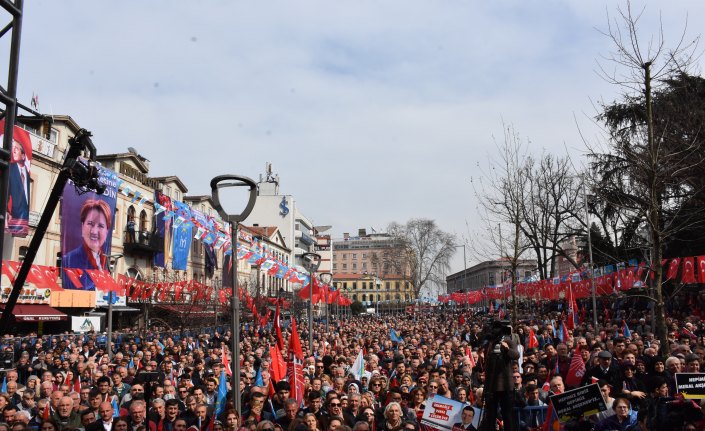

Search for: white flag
xmin=351 ymin=349 xmax=365 ymax=381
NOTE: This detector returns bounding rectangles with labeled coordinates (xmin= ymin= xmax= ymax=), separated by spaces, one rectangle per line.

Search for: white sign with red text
xmin=421 ymin=395 xmax=465 ymax=431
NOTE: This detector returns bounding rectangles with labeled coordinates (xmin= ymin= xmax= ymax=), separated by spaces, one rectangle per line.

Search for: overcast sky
xmin=13 ymin=1 xmax=705 ymax=277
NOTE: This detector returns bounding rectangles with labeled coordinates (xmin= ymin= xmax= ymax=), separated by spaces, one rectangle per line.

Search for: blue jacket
xmin=61 ymin=245 xmax=107 ymax=290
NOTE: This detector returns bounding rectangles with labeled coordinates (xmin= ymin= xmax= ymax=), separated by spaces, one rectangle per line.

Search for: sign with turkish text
xmin=421 ymin=395 xmax=465 ymax=431
xmin=549 ymin=383 xmax=606 ymax=422
xmin=676 ymin=373 xmax=705 ymax=399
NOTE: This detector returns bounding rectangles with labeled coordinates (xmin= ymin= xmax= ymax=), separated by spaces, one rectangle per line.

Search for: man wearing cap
xmin=581 ymin=351 xmax=623 ymax=394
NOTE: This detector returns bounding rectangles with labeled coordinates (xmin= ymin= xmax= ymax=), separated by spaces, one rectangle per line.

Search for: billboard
xmin=60 ymin=164 xmax=119 ymax=290
xmin=1 ymin=121 xmax=33 ymax=237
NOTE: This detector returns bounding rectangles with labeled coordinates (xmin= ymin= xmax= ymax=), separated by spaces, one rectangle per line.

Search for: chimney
xmin=358 ymin=228 xmax=367 ymax=237
xmin=343 ymin=233 xmax=349 ymax=239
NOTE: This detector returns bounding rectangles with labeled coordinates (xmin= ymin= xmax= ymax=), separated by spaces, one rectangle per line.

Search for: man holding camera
xmin=480 ymin=321 xmax=519 ymax=431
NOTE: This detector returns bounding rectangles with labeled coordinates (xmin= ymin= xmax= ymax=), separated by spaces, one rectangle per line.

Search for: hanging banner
xmin=171 ymin=201 xmax=192 ymax=270
xmin=60 ymin=165 xmax=119 ymax=290
xmin=153 ymin=190 xmax=173 ymax=268
xmin=1 ymin=120 xmax=33 ymax=237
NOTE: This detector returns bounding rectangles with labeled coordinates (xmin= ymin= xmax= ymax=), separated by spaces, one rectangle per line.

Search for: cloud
xmin=17 ymin=0 xmax=705 ymax=276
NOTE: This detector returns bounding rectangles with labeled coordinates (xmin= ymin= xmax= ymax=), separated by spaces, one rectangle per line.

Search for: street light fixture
xmin=106 ymin=253 xmax=123 ymax=360
xmin=210 ymin=175 xmax=257 ymax=415
xmin=301 ymin=252 xmax=321 ymax=353
xmin=319 ymin=272 xmax=333 ymax=331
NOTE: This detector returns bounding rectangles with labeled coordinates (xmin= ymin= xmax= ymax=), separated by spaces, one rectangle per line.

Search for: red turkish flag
xmin=86 ymin=270 xmax=120 ymax=293
xmin=5 ymin=261 xmax=50 ymax=287
xmin=34 ymin=265 xmax=63 ymax=291
xmin=269 ymin=344 xmax=287 ymax=382
xmin=565 ymin=346 xmax=586 ymax=388
xmin=697 ymin=256 xmax=705 ymax=284
xmin=528 ymin=328 xmax=539 ymax=348
xmin=666 ymin=258 xmax=681 ymax=280
xmin=681 ymin=257 xmax=696 ymax=284
xmin=62 ymin=268 xmax=84 ymax=289
xmin=1 ymin=260 xmax=16 ymax=283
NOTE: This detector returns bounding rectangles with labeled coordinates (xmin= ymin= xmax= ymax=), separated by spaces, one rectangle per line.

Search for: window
xmin=361 ymin=282 xmax=366 ymax=290
xmin=362 ymin=253 xmax=367 ymax=259
xmin=18 ymin=246 xmax=28 ymax=261
xmin=352 ymin=282 xmax=357 ymax=290
xmin=385 ymin=282 xmax=391 ymax=291
xmin=343 ymin=282 xmax=347 ymax=290
xmin=395 ymin=282 xmax=400 ymax=290
xmin=353 ymin=294 xmax=358 ymax=302
xmin=342 ymin=253 xmax=347 ymax=260
xmin=352 ymin=263 xmax=357 ymax=270
xmin=48 ymin=128 xmax=59 ymax=143
xmin=333 ymin=264 xmax=337 ymax=270
xmin=386 ymin=294 xmax=390 ymax=300
xmin=352 ymin=253 xmax=357 ymax=260
xmin=342 ymin=264 xmax=347 ymax=270
xmin=362 ymin=294 xmax=367 ymax=302
xmin=362 ymin=262 xmax=367 ymax=270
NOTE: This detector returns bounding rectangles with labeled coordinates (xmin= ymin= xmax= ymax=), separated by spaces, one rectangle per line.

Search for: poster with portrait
xmin=0 ymin=120 xmax=33 ymax=237
xmin=60 ymin=164 xmax=119 ymax=290
xmin=153 ymin=190 xmax=173 ymax=268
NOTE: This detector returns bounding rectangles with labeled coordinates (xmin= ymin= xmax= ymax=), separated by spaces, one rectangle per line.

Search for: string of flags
xmin=439 ymin=255 xmax=705 ymax=305
xmin=113 ymin=181 xmax=312 ymax=287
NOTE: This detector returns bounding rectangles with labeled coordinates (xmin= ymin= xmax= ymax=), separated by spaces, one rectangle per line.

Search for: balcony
xmin=123 ymin=229 xmax=162 ymax=255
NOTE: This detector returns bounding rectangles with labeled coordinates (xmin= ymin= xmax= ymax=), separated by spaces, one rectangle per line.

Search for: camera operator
xmin=479 ymin=321 xmax=519 ymax=431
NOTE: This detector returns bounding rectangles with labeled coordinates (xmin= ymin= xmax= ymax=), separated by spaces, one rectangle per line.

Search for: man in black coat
xmin=479 ymin=321 xmax=519 ymax=431
xmin=85 ymin=402 xmax=115 ymax=431
xmin=581 ymin=351 xmax=623 ymax=396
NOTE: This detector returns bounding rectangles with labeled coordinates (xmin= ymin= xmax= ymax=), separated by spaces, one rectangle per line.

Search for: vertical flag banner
xmin=222 ymin=253 xmax=234 ymax=288
xmin=60 ymin=165 xmax=118 ymax=290
xmin=171 ymin=201 xmax=192 ymax=270
xmin=286 ymin=317 xmax=305 ymax=406
xmin=153 ymin=190 xmax=173 ymax=268
xmin=1 ymin=120 xmax=33 ymax=237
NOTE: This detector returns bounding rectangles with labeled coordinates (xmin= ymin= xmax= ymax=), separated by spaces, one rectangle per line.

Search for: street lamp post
xmin=301 ymin=252 xmax=321 ymax=354
xmin=107 ymin=253 xmax=123 ymax=360
xmin=319 ymin=272 xmax=333 ymax=331
xmin=210 ymin=175 xmax=257 ymax=415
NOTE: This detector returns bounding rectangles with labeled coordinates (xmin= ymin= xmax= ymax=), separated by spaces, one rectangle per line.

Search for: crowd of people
xmin=0 ymin=306 xmax=704 ymax=431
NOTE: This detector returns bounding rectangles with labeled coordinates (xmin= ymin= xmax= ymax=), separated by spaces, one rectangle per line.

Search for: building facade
xmin=245 ymin=164 xmax=318 ymax=280
xmin=0 ymin=116 xmax=296 ymax=331
xmin=331 ymin=229 xmax=416 ymax=306
xmin=445 ymin=259 xmax=538 ymax=293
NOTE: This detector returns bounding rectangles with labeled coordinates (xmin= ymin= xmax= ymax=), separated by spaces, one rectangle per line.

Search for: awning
xmin=0 ymin=304 xmax=68 ymax=322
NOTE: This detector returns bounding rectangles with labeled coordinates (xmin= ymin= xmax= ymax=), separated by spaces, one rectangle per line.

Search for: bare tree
xmin=473 ymin=124 xmax=534 ymax=326
xmin=591 ymin=2 xmax=703 ymax=354
xmin=375 ymin=218 xmax=456 ymax=299
xmin=521 ymin=154 xmax=585 ymax=279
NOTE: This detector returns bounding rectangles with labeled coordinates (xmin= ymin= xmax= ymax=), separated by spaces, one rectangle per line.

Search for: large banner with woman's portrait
xmin=60 ymin=164 xmax=119 ymax=290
